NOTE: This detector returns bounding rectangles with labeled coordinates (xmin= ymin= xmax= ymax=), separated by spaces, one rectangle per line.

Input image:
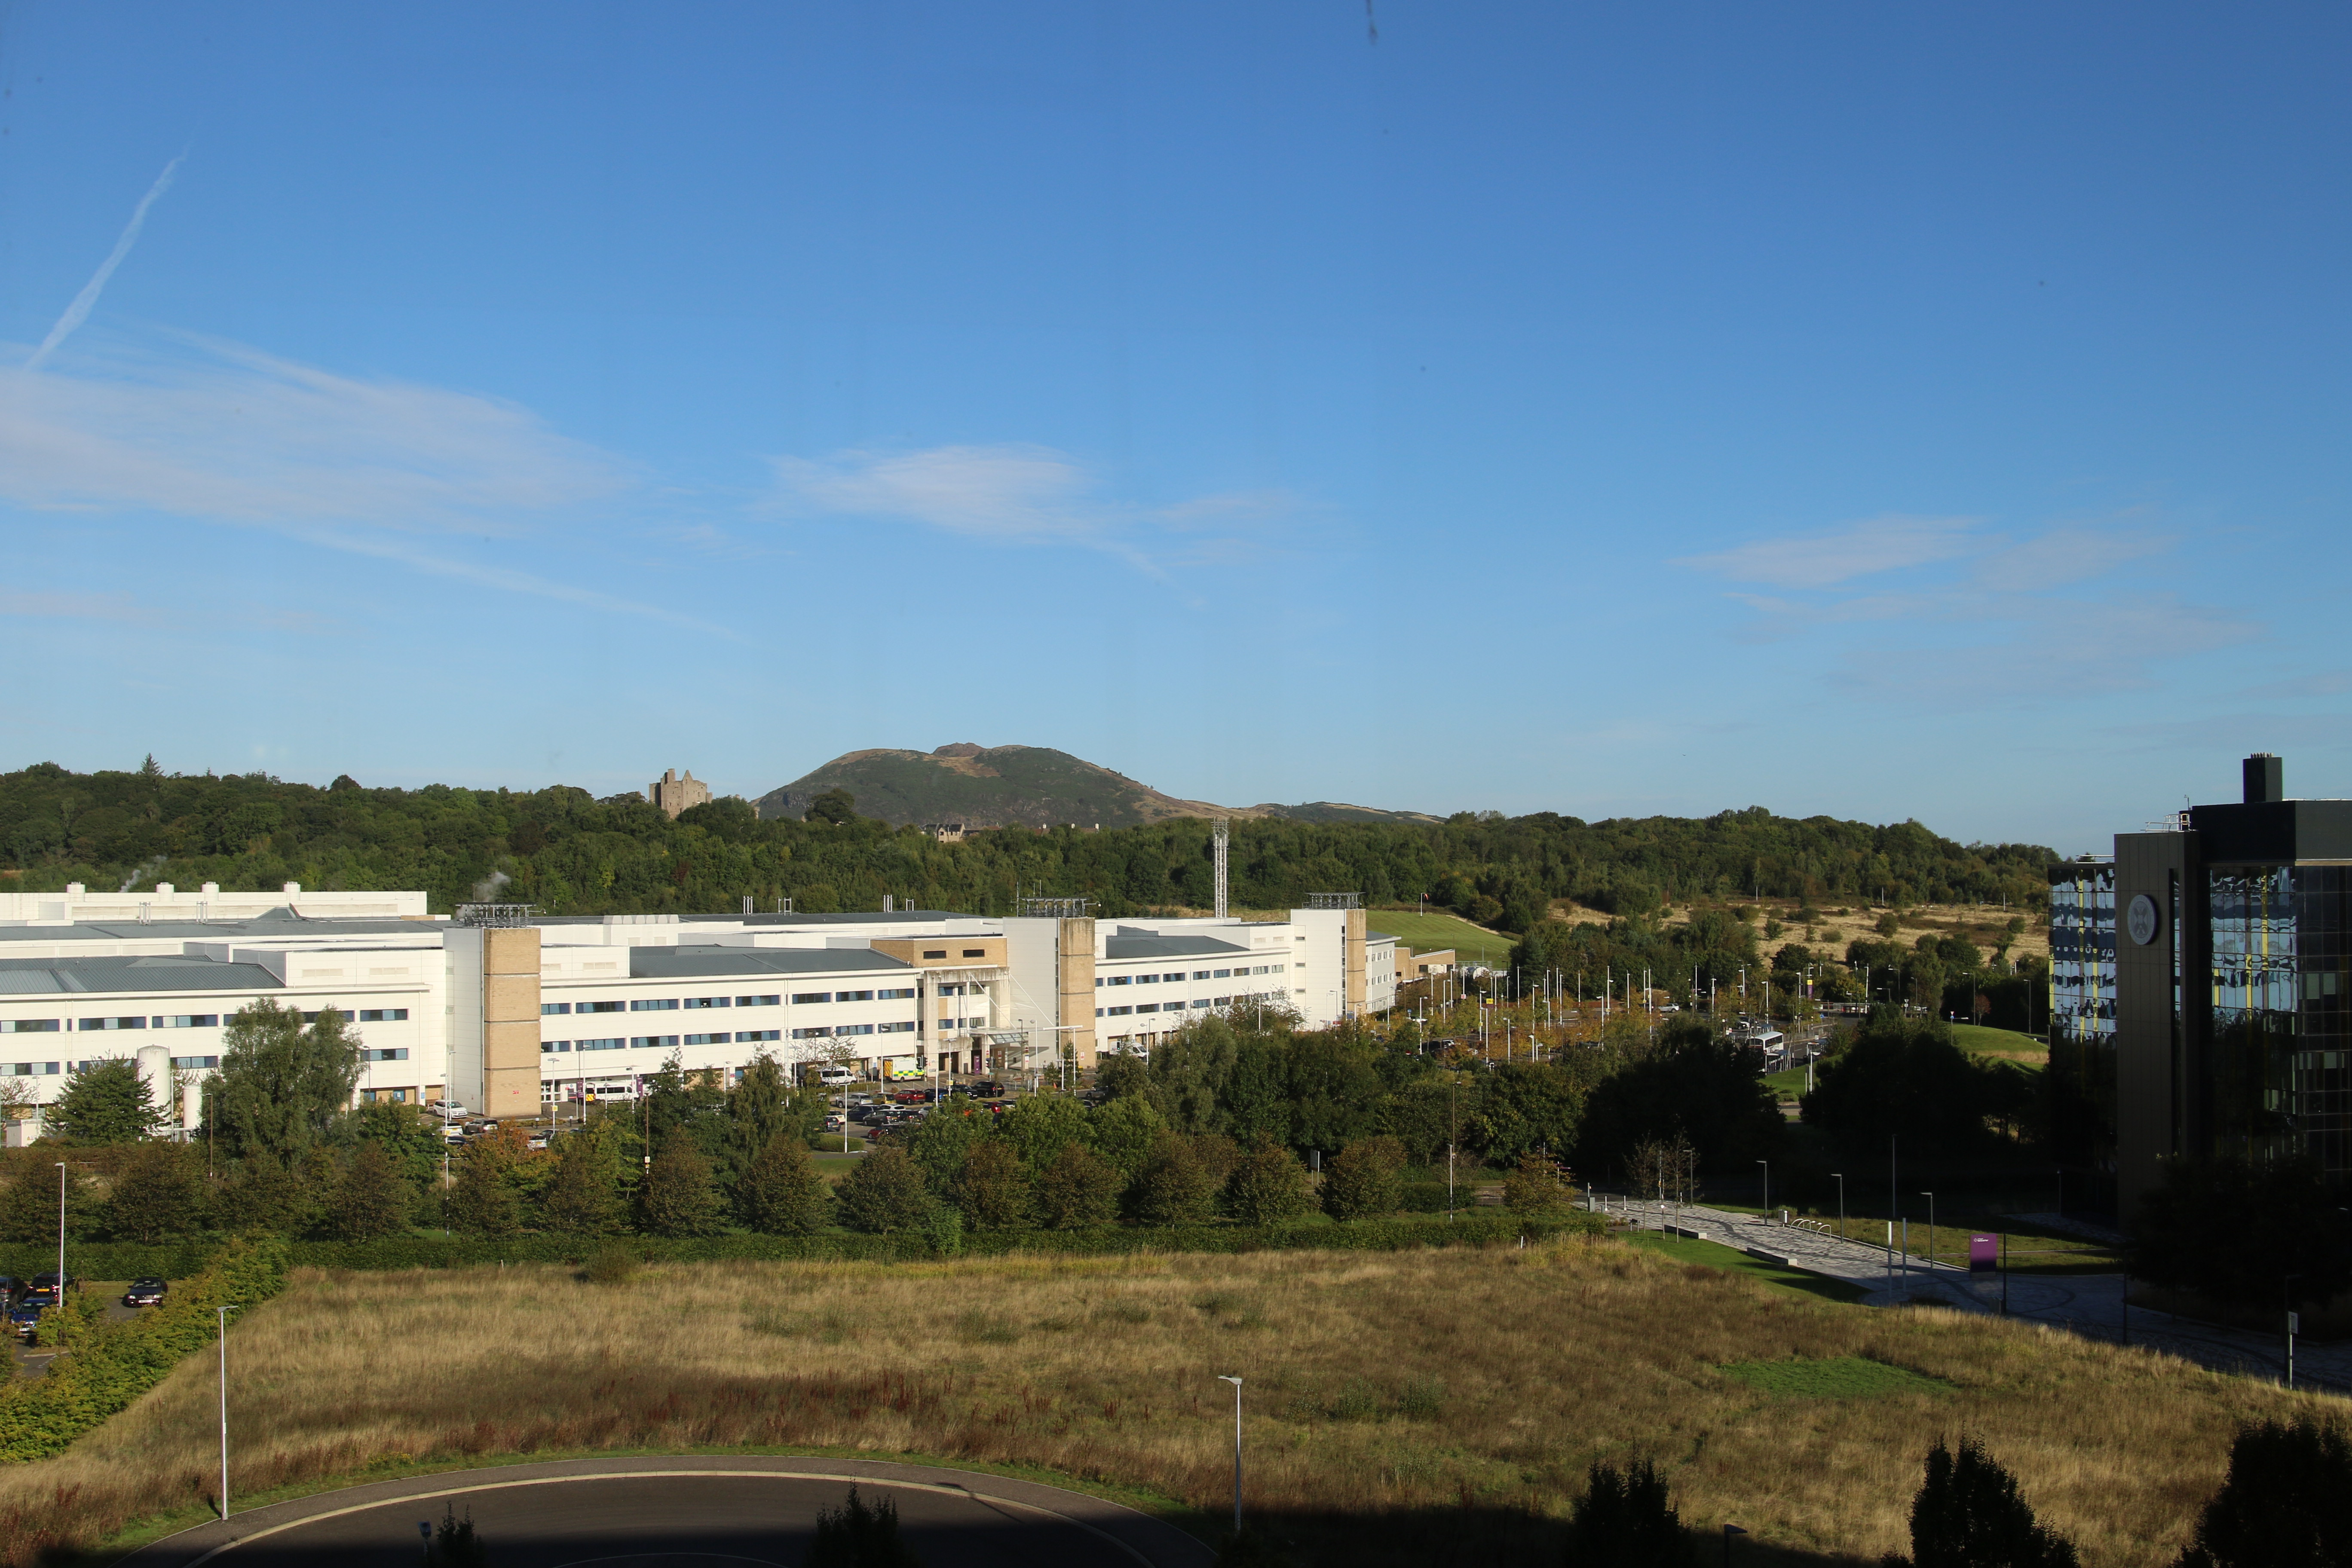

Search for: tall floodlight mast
xmin=1213 ymin=817 xmax=1230 ymax=919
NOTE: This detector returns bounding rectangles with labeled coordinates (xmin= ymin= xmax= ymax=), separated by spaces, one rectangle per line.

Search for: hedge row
xmin=0 ymin=1236 xmax=289 ymax=1463
xmin=3 ymin=1212 xmax=1603 ymax=1278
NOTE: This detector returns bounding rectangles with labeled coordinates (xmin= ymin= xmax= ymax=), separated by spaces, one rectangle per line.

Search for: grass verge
xmin=0 ymin=1237 xmax=2323 ymax=1568
xmin=1619 ymin=1229 xmax=1872 ymax=1305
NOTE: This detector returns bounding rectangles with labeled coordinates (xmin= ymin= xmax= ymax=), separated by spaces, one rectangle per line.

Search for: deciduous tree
xmin=735 ymin=1133 xmax=830 ymax=1235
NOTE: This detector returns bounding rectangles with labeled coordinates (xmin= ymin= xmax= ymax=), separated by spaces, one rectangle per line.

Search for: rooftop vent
xmin=2244 ymin=753 xmax=2284 ymax=805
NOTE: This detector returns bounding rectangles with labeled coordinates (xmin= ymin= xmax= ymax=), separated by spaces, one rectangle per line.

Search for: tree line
xmin=0 ymin=758 xmax=2056 ymax=922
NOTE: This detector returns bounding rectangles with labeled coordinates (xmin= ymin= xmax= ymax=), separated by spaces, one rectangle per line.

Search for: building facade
xmin=647 ymin=769 xmax=712 ymax=819
xmin=0 ymin=895 xmax=1397 ymax=1129
xmin=2098 ymin=754 xmax=2352 ymax=1221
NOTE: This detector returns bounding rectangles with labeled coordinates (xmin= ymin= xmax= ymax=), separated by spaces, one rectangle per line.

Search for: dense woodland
xmin=0 ymin=759 xmax=2057 ymax=925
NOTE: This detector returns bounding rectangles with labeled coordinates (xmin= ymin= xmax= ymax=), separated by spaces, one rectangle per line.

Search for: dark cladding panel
xmin=2114 ymin=831 xmax=2190 ymax=1224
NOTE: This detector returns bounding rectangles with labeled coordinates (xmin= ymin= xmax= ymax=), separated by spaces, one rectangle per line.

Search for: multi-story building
xmin=647 ymin=769 xmax=712 ymax=819
xmin=2087 ymin=753 xmax=2352 ymax=1221
xmin=0 ymin=894 xmax=1396 ymax=1131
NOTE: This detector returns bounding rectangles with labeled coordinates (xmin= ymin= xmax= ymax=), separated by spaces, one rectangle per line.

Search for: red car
xmin=890 ymin=1089 xmax=928 ymax=1105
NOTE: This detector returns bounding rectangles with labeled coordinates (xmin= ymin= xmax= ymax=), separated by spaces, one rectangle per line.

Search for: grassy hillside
xmin=755 ymin=744 xmax=1199 ymax=830
xmin=7 ymin=1238 xmax=2306 ymax=1567
xmin=1366 ymin=908 xmax=1517 ymax=964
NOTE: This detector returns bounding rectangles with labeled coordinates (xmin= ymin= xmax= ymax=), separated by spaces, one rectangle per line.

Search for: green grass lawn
xmin=1620 ymin=1228 xmax=1872 ymax=1305
xmin=1369 ymin=908 xmax=1518 ymax=962
xmin=1950 ymin=1022 xmax=2047 ymax=1069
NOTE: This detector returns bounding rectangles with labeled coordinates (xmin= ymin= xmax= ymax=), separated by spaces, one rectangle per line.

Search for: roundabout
xmin=116 ymin=1456 xmax=1215 ymax=1568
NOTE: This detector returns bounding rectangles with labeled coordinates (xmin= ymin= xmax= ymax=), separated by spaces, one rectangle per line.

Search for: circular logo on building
xmin=2127 ymin=893 xmax=2161 ymax=946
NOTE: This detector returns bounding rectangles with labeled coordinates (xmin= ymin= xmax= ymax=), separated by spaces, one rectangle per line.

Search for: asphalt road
xmin=121 ymin=1458 xmax=1212 ymax=1568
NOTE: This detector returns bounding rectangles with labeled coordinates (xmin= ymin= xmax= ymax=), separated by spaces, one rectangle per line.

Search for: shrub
xmin=326 ymin=1141 xmax=413 ymax=1241
xmin=1035 ymin=1142 xmax=1121 ymax=1229
xmin=735 ymin=1133 xmax=831 ymax=1235
xmin=637 ymin=1134 xmax=726 ymax=1239
xmin=1905 ymin=1436 xmax=2077 ymax=1568
xmin=1131 ymin=1132 xmax=1221 ymax=1225
xmin=104 ymin=1142 xmax=203 ymax=1243
xmin=1503 ymin=1152 xmax=1571 ymax=1219
xmin=948 ymin=1138 xmax=1027 ymax=1229
xmin=1224 ymin=1140 xmax=1312 ymax=1227
xmin=582 ymin=1245 xmax=637 ymax=1285
xmin=0 ymin=1234 xmax=289 ymax=1462
xmin=447 ymin=1145 xmax=524 ymax=1239
xmin=2174 ymin=1418 xmax=2352 ymax=1568
xmin=1564 ymin=1458 xmax=1692 ymax=1566
xmin=1321 ymin=1135 xmax=1405 ymax=1222
xmin=835 ymin=1145 xmax=934 ymax=1234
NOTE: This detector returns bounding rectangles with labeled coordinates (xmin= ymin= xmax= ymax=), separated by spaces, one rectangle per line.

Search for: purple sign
xmin=1969 ymin=1234 xmax=1998 ymax=1274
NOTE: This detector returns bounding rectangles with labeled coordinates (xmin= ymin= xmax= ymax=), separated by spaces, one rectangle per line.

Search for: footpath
xmin=1585 ymin=1191 xmax=2352 ymax=1398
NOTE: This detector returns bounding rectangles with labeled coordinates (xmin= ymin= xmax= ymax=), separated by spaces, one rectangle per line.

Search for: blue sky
xmin=3 ymin=3 xmax=2348 ymax=855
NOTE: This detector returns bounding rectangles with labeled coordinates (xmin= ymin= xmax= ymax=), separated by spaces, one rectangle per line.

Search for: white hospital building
xmin=0 ymin=884 xmax=1393 ymax=1129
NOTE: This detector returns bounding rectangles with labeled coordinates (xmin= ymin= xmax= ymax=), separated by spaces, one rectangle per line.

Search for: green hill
xmin=753 ymin=744 xmax=1443 ymax=830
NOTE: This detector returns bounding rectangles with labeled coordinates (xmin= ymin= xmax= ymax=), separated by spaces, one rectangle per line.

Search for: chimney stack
xmin=2244 ymin=752 xmax=2284 ymax=804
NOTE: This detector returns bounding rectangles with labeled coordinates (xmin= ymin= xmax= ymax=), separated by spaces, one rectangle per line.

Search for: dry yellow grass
xmin=0 ymin=1237 xmax=2329 ymax=1565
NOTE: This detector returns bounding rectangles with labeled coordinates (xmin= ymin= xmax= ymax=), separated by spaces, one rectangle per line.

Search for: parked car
xmin=526 ymin=1131 xmax=551 ymax=1150
xmin=9 ymin=1304 xmax=42 ymax=1342
xmin=968 ymin=1081 xmax=1005 ymax=1098
xmin=0 ymin=1277 xmax=21 ymax=1308
xmin=889 ymin=1089 xmax=928 ymax=1105
xmin=426 ymin=1100 xmax=469 ymax=1118
xmin=440 ymin=1125 xmax=467 ymax=1144
xmin=122 ymin=1277 xmax=168 ymax=1308
xmin=25 ymin=1274 xmax=64 ymax=1308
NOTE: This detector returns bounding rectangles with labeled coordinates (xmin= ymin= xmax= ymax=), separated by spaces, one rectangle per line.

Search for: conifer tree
xmin=1906 ymin=1436 xmax=2078 ymax=1568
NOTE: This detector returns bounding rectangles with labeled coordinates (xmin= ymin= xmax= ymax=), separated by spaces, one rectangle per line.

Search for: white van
xmin=806 ymin=1064 xmax=858 ymax=1088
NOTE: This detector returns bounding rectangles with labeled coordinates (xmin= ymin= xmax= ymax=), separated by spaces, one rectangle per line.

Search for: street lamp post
xmin=53 ymin=1162 xmax=67 ymax=1302
xmin=217 ymin=1302 xmax=242 ymax=1518
xmin=1216 ymin=1375 xmax=1243 ymax=1536
xmin=1756 ymin=1160 xmax=1769 ymax=1222
xmin=1920 ymin=1191 xmax=1936 ymax=1273
xmin=1830 ymin=1173 xmax=1844 ymax=1240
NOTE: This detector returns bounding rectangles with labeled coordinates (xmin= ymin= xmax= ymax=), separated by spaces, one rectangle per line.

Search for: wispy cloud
xmin=1681 ymin=511 xmax=2250 ymax=708
xmin=766 ymin=443 xmax=1303 ymax=573
xmin=25 ymin=155 xmax=184 ymax=371
xmin=0 ymin=328 xmax=738 ymax=637
xmin=0 ymin=589 xmax=162 ymax=625
xmin=1676 ymin=514 xmax=1980 ymax=588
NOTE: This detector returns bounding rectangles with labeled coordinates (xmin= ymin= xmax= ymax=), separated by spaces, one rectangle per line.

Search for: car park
xmin=122 ymin=1277 xmax=168 ymax=1308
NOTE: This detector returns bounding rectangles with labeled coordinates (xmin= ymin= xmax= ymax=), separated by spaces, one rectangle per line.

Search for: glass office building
xmin=2046 ymin=859 xmax=2117 ymax=1216
xmin=2106 ymin=754 xmax=2352 ymax=1220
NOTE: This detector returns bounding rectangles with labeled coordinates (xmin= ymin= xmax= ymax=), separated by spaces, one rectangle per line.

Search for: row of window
xmin=1098 ymin=965 xmax=1284 ymax=988
xmin=544 ymin=995 xmax=784 ymax=1016
xmin=0 ymin=1008 xmax=408 ymax=1034
xmin=919 ymin=948 xmax=990 ymax=959
xmin=791 ymin=1022 xmax=918 ymax=1039
xmin=789 ymin=989 xmax=913 ymax=1004
xmin=541 ymin=1029 xmax=789 ymax=1054
xmin=1100 ymin=991 xmax=1281 ymax=1019
xmin=361 ymin=1048 xmax=409 ymax=1062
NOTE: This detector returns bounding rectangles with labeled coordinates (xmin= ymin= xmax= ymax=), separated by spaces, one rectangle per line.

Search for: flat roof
xmin=0 ymin=910 xmax=435 ymax=944
xmin=0 ymin=956 xmax=283 ymax=995
xmin=622 ymin=946 xmax=915 ymax=981
xmin=1103 ymin=934 xmax=1252 ymax=960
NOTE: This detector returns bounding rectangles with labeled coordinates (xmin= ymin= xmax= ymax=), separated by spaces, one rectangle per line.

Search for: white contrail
xmin=25 ymin=153 xmax=185 ymax=371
